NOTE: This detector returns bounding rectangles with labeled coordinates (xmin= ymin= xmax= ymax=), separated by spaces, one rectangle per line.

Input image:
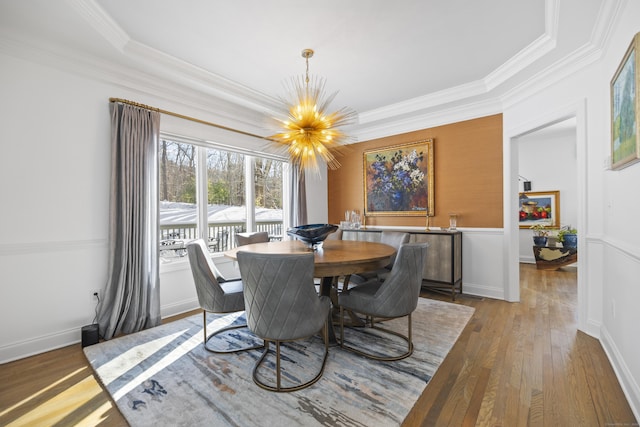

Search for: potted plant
xmin=557 ymin=225 xmax=578 ymax=248
xmin=530 ymin=224 xmax=549 ymax=246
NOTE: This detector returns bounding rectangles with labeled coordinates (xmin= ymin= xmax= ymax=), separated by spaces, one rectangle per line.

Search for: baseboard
xmin=0 ymin=326 xmax=79 ymax=364
xmin=600 ymin=326 xmax=640 ymax=423
xmin=1 ymin=298 xmax=200 ymax=364
xmin=160 ymin=298 xmax=199 ymax=319
xmin=582 ymin=318 xmax=601 ymax=339
xmin=462 ymin=282 xmax=505 ymax=300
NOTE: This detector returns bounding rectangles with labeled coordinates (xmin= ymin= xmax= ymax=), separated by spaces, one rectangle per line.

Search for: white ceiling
xmin=0 ymin=0 xmax=606 ymax=136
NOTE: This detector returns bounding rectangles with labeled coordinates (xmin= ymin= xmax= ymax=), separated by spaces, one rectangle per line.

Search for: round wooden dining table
xmin=224 ymin=239 xmax=396 ymax=295
xmin=225 ymin=239 xmax=394 ymax=276
xmin=225 ymin=239 xmax=395 ymax=342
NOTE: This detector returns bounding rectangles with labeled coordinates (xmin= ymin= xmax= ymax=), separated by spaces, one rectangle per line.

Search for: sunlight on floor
xmin=4 ymin=375 xmax=110 ymax=426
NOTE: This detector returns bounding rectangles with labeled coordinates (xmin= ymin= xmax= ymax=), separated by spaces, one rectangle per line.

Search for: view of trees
xmin=159 ymin=139 xmax=283 ymax=209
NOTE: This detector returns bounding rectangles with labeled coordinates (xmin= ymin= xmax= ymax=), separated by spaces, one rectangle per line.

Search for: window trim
xmin=159 ymin=132 xmax=289 ymax=260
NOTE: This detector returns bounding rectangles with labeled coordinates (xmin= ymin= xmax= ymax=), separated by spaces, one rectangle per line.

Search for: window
xmin=158 ymin=136 xmax=285 ymax=259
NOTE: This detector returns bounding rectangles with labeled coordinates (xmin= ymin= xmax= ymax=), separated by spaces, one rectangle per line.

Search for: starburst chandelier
xmin=269 ymin=49 xmax=356 ymax=173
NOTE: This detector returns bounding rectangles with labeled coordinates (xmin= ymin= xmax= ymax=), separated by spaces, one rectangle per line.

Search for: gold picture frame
xmin=519 ymin=190 xmax=560 ymax=229
xmin=363 ymin=139 xmax=434 ymax=216
xmin=611 ymin=32 xmax=640 ymax=170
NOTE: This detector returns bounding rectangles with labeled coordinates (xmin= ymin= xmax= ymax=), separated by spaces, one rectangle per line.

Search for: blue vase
xmin=533 ymin=236 xmax=547 ymax=246
xmin=562 ymin=234 xmax=577 ymax=248
xmin=390 ymin=191 xmax=404 ymax=211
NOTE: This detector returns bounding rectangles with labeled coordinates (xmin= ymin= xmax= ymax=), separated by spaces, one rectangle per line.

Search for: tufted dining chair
xmin=237 ymin=251 xmax=331 ymax=392
xmin=348 ymin=231 xmax=410 ymax=287
xmin=186 ymin=239 xmax=263 ymax=353
xmin=235 ymin=231 xmax=269 ymax=247
xmin=338 ymin=242 xmax=428 ymax=361
xmin=325 ymin=227 xmax=343 ymax=240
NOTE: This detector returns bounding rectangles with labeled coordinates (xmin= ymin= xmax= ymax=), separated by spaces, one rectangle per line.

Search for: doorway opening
xmin=504 ymin=100 xmax=588 ymax=333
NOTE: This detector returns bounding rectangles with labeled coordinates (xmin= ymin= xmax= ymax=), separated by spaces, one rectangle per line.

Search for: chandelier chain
xmin=301 ymin=48 xmax=314 ymax=86
xmin=305 ymin=54 xmax=310 ymax=86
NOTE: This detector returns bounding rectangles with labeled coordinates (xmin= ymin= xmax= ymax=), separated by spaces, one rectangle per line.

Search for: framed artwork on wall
xmin=611 ymin=32 xmax=640 ymax=170
xmin=519 ymin=190 xmax=560 ymax=229
xmin=364 ymin=139 xmax=434 ymax=216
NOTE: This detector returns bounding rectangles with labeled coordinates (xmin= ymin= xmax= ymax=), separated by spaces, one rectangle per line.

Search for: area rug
xmin=84 ymin=298 xmax=474 ymax=426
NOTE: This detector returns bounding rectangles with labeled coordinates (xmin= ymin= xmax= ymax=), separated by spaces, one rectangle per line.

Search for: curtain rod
xmin=109 ymin=97 xmax=268 ymax=141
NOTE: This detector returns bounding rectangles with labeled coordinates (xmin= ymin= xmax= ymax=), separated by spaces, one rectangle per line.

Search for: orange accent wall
xmin=328 ymin=114 xmax=503 ymax=229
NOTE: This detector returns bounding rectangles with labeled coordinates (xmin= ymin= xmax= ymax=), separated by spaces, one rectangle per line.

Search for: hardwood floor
xmin=405 ymin=264 xmax=637 ymax=426
xmin=1 ymin=264 xmax=637 ymax=426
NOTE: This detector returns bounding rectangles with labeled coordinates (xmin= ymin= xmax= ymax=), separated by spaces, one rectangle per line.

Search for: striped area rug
xmin=84 ymin=297 xmax=474 ymax=426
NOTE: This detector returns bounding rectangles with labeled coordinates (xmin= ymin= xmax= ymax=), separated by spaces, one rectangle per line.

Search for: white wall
xmin=0 ymin=49 xmax=326 ymax=362
xmin=503 ymin=0 xmax=640 ymax=416
xmin=0 ymin=45 xmax=503 ymax=361
xmin=1 ymin=5 xmax=639 ymax=418
xmin=305 ymin=168 xmax=329 ymax=225
xmin=518 ymin=124 xmax=578 ymax=262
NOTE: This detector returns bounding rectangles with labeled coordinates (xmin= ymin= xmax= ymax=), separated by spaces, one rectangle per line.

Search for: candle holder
xmin=425 ymin=214 xmax=430 ymax=231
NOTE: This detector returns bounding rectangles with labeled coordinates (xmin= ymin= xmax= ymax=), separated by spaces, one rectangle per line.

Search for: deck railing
xmin=159 ymin=220 xmax=283 ymax=257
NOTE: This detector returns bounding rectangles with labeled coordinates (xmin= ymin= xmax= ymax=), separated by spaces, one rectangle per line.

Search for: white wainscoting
xmin=0 ymin=229 xmax=507 ymax=363
xmin=0 ymin=239 xmax=109 ymax=363
xmin=344 ymin=226 xmax=506 ymax=300
xmin=598 ymin=237 xmax=640 ymax=422
xmin=457 ymin=228 xmax=505 ymax=300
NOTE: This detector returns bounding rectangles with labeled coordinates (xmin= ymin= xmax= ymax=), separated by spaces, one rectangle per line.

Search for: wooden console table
xmin=533 ymin=246 xmax=577 ymax=270
xmin=342 ymin=228 xmax=463 ymax=300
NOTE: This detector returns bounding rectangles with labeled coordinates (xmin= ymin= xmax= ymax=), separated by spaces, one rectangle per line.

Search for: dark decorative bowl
xmin=287 ymin=224 xmax=339 ymax=249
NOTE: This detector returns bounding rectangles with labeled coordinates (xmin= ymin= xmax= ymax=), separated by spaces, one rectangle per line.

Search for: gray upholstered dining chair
xmin=237 ymin=251 xmax=331 ymax=392
xmin=325 ymin=227 xmax=343 ymax=240
xmin=186 ymin=239 xmax=263 ymax=353
xmin=338 ymin=242 xmax=428 ymax=361
xmin=235 ymin=231 xmax=269 ymax=247
xmin=349 ymin=230 xmax=410 ymax=287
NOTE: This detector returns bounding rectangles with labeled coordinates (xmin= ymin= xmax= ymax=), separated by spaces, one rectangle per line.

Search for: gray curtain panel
xmin=98 ymin=102 xmax=161 ymax=340
xmin=289 ymin=163 xmax=307 ymax=227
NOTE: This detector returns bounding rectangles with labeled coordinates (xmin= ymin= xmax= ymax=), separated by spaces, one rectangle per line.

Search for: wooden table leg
xmin=320 ymin=276 xmax=339 ymax=344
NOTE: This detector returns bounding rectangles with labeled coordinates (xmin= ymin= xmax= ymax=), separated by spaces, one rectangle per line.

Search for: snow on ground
xmin=160 ymin=201 xmax=282 ymax=225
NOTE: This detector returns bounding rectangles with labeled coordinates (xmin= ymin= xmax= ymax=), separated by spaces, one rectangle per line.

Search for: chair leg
xmin=341 ymin=274 xmax=352 ymax=292
xmin=203 ymin=310 xmax=207 ymax=343
xmin=339 ymin=306 xmax=345 ymax=347
xmin=407 ymin=313 xmax=412 ymax=355
xmin=276 ymin=341 xmax=281 ymax=391
xmin=338 ymin=311 xmax=414 ymax=361
xmin=252 ymin=330 xmax=329 ymax=392
xmin=202 ymin=310 xmax=263 ymax=354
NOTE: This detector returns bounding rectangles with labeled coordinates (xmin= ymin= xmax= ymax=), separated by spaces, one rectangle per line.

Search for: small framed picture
xmin=518 ymin=190 xmax=560 ymax=229
xmin=611 ymin=32 xmax=640 ymax=170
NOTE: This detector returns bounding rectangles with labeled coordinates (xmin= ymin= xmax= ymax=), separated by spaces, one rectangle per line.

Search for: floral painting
xmin=364 ymin=140 xmax=434 ymax=216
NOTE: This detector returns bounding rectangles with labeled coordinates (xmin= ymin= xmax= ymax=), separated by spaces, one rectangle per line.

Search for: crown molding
xmin=501 ymin=41 xmax=602 ymax=109
xmin=123 ymin=40 xmax=281 ymax=114
xmin=484 ymin=33 xmax=556 ymax=92
xmin=589 ymin=0 xmax=627 ymax=51
xmin=3 ymin=0 xmax=626 ymax=142
xmin=68 ymin=0 xmax=281 ymax=115
xmin=357 ymin=0 xmax=559 ymax=126
xmin=358 ymin=80 xmax=488 ymax=125
xmin=484 ymin=0 xmax=559 ymax=91
xmin=352 ymin=98 xmax=503 ymax=142
xmin=0 ymin=28 xmax=270 ymax=138
xmin=66 ymin=0 xmax=129 ymax=51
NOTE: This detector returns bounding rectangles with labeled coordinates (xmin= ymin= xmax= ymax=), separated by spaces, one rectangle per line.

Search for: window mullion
xmin=196 ymin=146 xmax=208 ymax=241
xmin=245 ymin=156 xmax=256 ymax=232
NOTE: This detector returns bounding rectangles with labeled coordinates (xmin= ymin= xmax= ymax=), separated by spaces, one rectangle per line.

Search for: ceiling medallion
xmin=269 ymin=49 xmax=357 ymax=173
